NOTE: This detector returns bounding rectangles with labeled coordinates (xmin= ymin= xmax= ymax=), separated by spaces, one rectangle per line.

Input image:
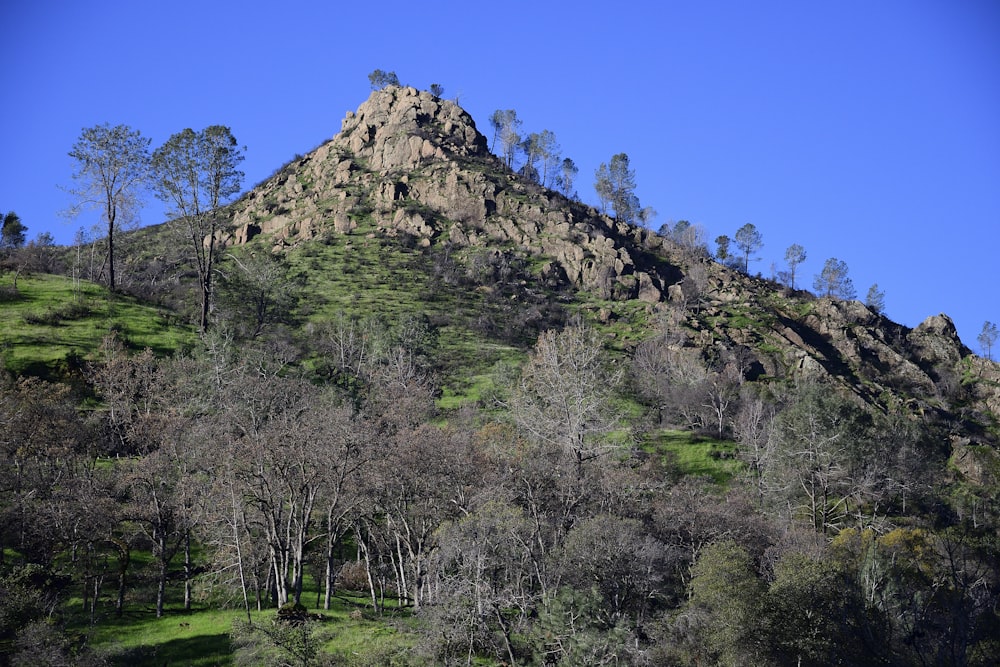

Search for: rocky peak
xmin=226 ymin=87 xmax=674 ymax=303
xmin=337 ymin=86 xmax=489 ymax=171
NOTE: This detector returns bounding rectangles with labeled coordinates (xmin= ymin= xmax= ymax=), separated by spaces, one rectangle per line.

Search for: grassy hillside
xmin=0 ymin=273 xmax=194 ymax=378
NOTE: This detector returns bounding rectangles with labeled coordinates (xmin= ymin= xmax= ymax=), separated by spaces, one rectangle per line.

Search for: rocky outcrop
xmin=225 ymin=86 xmax=668 ymax=301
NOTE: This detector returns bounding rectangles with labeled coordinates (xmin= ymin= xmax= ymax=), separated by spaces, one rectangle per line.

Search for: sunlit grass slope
xmin=0 ymin=273 xmax=195 ymax=377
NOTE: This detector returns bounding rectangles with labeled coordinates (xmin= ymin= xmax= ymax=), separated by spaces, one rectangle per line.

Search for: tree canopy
xmin=368 ymin=69 xmax=400 ymax=90
xmin=814 ymin=257 xmax=856 ymax=299
xmin=0 ymin=211 xmax=26 ymax=250
xmin=734 ymin=223 xmax=763 ymax=273
xmin=594 ymin=152 xmax=642 ymax=224
xmin=151 ymin=125 xmax=245 ymax=331
xmin=65 ymin=123 xmax=151 ymax=290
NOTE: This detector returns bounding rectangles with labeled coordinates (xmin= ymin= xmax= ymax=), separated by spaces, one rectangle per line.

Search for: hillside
xmin=4 ymin=85 xmax=1000 ymax=666
xmin=209 ymin=85 xmax=999 ymax=434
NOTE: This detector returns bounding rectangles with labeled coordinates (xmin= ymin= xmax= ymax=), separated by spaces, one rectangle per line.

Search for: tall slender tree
xmin=152 ymin=126 xmax=244 ymax=331
xmin=610 ymin=153 xmax=640 ymax=223
xmin=734 ymin=223 xmax=763 ymax=273
xmin=784 ymin=243 xmax=806 ymax=289
xmin=979 ymin=321 xmax=998 ymax=360
xmin=489 ymin=110 xmax=522 ymax=169
xmin=865 ymin=283 xmax=886 ymax=314
xmin=558 ymin=158 xmax=579 ymax=198
xmin=594 ymin=162 xmax=614 ymax=214
xmin=65 ymin=124 xmax=150 ymax=291
xmin=536 ymin=130 xmax=561 ymax=188
xmin=715 ymin=235 xmax=732 ymax=263
xmin=594 ymin=153 xmax=641 ymax=223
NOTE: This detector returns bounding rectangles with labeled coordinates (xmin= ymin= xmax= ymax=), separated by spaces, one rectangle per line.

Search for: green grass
xmin=282 ymin=231 xmax=525 ymax=397
xmin=645 ymin=429 xmax=743 ymax=484
xmin=76 ymin=592 xmax=417 ymax=666
xmin=85 ymin=607 xmax=239 ymax=666
xmin=0 ymin=273 xmax=194 ymax=377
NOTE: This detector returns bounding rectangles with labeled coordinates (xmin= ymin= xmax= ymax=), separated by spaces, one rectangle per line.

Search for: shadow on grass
xmin=112 ymin=632 xmax=231 ymax=667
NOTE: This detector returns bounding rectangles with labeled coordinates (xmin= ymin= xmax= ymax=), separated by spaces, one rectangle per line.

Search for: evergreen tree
xmin=814 ymin=257 xmax=856 ymax=299
xmin=866 ymin=283 xmax=886 ymax=314
xmin=368 ymin=69 xmax=400 ymax=90
xmin=734 ymin=223 xmax=763 ymax=273
xmin=784 ymin=243 xmax=806 ymax=289
xmin=0 ymin=211 xmax=27 ymax=250
xmin=979 ymin=321 xmax=999 ymax=360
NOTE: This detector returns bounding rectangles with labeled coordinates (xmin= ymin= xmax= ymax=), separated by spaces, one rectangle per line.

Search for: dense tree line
xmin=2 ymin=306 xmax=999 ymax=665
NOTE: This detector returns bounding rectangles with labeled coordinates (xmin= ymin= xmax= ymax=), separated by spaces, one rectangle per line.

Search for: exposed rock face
xmin=226 ymin=86 xmax=667 ymax=301
xmin=220 ymin=84 xmax=996 ymax=424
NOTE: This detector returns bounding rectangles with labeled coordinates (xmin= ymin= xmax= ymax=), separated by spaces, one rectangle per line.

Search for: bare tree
xmin=65 ymin=124 xmax=150 ymax=291
xmin=506 ymin=324 xmax=625 ymax=469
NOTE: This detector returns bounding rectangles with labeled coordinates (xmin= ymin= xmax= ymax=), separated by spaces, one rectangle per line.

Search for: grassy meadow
xmin=0 ymin=273 xmax=194 ymax=377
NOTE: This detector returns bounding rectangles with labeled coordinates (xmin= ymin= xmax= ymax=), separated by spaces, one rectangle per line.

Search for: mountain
xmin=6 ymin=85 xmax=1000 ymax=667
xmin=209 ymin=85 xmax=999 ymax=441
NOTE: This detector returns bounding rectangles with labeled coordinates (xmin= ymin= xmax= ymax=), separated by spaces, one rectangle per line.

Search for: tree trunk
xmin=323 ymin=539 xmax=335 ymax=611
xmin=199 ymin=275 xmax=210 ymax=333
xmin=183 ymin=529 xmax=192 ymax=611
xmin=106 ymin=213 xmax=116 ymax=291
xmin=115 ymin=542 xmax=129 ymax=617
xmin=156 ymin=533 xmax=167 ymax=618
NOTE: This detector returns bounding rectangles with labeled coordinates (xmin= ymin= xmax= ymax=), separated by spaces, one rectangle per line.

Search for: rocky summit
xmin=222 ymin=85 xmax=998 ymax=439
xmin=227 ymin=86 xmax=672 ymax=303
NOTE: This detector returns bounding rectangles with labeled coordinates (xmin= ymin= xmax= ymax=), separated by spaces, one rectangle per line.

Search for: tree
xmin=979 ymin=321 xmax=999 ymax=360
xmin=866 ymin=283 xmax=886 ymax=314
xmin=506 ymin=324 xmax=624 ymax=469
xmin=661 ymin=220 xmax=706 ymax=252
xmin=65 ymin=123 xmax=150 ymax=291
xmin=595 ymin=153 xmax=641 ymax=224
xmin=784 ymin=243 xmax=806 ymax=289
xmin=814 ymin=257 xmax=856 ymax=299
xmin=0 ymin=211 xmax=26 ymax=250
xmin=766 ymin=382 xmax=887 ymax=534
xmin=734 ymin=223 xmax=763 ymax=273
xmin=489 ymin=109 xmax=522 ymax=169
xmin=557 ymin=157 xmax=579 ymax=199
xmin=519 ymin=132 xmax=543 ymax=183
xmin=216 ymin=250 xmax=299 ymax=339
xmin=593 ymin=162 xmax=614 ymax=215
xmin=684 ymin=540 xmax=766 ymax=665
xmin=763 ymin=552 xmax=871 ymax=665
xmin=429 ymin=82 xmax=444 ymax=97
xmin=536 ymin=130 xmax=561 ymax=188
xmin=715 ymin=235 xmax=731 ymax=263
xmin=368 ymin=69 xmax=399 ymax=90
xmin=152 ymin=126 xmax=245 ymax=331
xmin=519 ymin=131 xmax=561 ymax=186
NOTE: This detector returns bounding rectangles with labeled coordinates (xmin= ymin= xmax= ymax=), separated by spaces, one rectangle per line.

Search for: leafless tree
xmin=506 ymin=324 xmax=626 ymax=469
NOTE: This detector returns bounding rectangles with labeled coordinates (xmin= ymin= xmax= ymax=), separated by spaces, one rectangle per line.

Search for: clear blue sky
xmin=2 ymin=1 xmax=998 ymax=350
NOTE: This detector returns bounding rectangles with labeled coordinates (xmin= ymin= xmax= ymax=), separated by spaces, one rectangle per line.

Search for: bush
xmin=336 ymin=560 xmax=369 ymax=593
xmin=21 ymin=301 xmax=92 ymax=326
xmin=0 ymin=285 xmax=20 ymax=302
xmin=277 ymin=601 xmax=311 ymax=625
